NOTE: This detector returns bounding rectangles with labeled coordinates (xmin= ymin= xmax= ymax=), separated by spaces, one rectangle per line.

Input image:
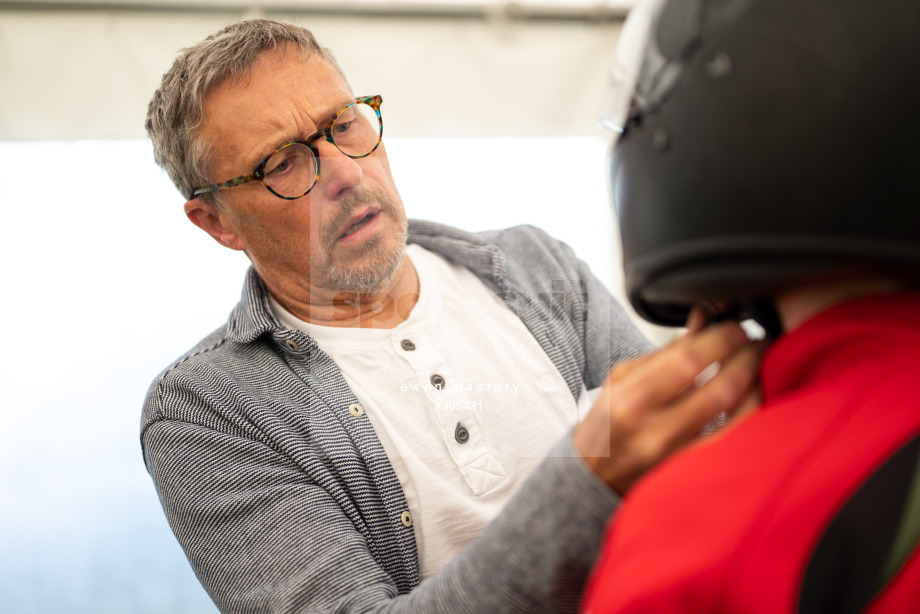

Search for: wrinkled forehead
xmin=207 ymin=43 xmax=331 ymax=96
xmin=199 ymin=49 xmax=354 ymax=171
xmin=213 ymin=48 xmax=350 ymax=114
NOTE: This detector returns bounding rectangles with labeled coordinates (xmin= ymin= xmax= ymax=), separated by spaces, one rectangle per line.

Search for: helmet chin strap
xmin=745 ymin=299 xmax=784 ymax=341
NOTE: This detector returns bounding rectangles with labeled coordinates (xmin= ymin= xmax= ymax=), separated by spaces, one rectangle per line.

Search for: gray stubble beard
xmin=321 ymin=187 xmax=409 ymax=295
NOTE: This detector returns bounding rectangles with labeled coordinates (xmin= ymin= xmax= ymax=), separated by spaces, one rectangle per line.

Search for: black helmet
xmin=604 ymin=0 xmax=920 ymax=328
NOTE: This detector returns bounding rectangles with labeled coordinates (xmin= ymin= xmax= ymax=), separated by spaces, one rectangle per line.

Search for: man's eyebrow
xmin=247 ymin=97 xmax=357 ymax=169
xmin=318 ymin=97 xmax=358 ymax=127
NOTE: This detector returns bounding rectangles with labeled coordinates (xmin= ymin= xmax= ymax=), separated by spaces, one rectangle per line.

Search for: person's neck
xmin=774 ymin=277 xmax=905 ymax=333
xmin=263 ymin=256 xmax=420 ymax=329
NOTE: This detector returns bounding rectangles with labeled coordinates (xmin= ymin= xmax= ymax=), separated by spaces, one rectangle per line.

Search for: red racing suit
xmin=582 ymin=292 xmax=920 ymax=613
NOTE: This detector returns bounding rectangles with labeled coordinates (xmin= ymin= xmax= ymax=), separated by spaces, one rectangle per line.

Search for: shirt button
xmin=400 ymin=339 xmax=416 ymax=351
xmin=284 ymin=339 xmax=299 ymax=351
xmin=454 ymin=423 xmax=470 ymax=444
xmin=430 ymin=374 xmax=445 ymax=389
xmin=400 ymin=510 xmax=413 ymax=528
xmin=348 ymin=403 xmax=364 ymax=417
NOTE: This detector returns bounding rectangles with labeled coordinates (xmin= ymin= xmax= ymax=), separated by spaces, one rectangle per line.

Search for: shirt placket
xmin=392 ymin=328 xmax=507 ymax=495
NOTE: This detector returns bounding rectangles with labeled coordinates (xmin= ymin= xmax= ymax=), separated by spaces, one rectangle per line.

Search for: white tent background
xmin=0 ymin=2 xmax=676 ymax=612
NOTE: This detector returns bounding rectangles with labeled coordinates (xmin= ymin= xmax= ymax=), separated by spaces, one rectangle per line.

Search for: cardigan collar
xmin=224 ymin=219 xmax=506 ymax=345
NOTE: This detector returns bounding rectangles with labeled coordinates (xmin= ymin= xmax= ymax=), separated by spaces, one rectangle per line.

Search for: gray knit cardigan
xmin=141 ymin=220 xmax=654 ymax=613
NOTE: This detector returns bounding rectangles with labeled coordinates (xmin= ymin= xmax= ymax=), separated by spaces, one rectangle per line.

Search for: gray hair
xmin=145 ymin=19 xmax=343 ymax=205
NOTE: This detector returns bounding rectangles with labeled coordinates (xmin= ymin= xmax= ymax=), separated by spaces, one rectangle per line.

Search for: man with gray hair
xmin=142 ymin=18 xmax=759 ymax=613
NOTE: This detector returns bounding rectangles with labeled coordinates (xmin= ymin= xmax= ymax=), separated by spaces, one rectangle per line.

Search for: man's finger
xmin=663 ymin=340 xmax=762 ymax=445
xmin=614 ymin=322 xmax=751 ymax=411
xmin=607 ymin=354 xmax=650 ymax=382
xmin=684 ymin=305 xmax=707 ymax=334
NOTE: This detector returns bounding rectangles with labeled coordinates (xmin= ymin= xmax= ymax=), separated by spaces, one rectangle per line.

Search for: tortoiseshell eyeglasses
xmin=191 ymin=95 xmax=383 ymax=201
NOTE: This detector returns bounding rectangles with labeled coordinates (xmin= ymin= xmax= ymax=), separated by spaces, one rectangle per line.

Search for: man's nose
xmin=315 ymin=139 xmax=363 ymax=201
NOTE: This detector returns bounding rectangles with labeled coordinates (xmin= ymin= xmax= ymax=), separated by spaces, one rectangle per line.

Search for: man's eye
xmin=266 ymin=154 xmax=293 ymax=176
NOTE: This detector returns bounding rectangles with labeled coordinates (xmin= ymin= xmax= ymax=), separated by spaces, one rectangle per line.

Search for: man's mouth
xmin=342 ymin=214 xmax=373 ymax=237
xmin=337 ymin=210 xmax=380 ymax=242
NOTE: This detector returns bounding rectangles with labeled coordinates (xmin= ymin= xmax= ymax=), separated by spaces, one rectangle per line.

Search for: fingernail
xmin=685 ymin=307 xmax=703 ymax=332
xmin=731 ymin=324 xmax=750 ymax=345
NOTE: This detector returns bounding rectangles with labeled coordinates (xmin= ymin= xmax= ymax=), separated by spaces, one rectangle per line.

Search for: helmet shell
xmin=611 ymin=0 xmax=920 ymax=325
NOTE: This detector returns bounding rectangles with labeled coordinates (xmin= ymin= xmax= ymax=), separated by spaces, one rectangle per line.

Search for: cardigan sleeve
xmin=488 ymin=223 xmax=656 ymax=392
xmin=570 ymin=243 xmax=657 ymax=387
xmin=143 ymin=415 xmax=619 ymax=613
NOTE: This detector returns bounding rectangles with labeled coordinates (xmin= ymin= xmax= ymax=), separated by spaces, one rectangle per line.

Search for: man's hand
xmin=575 ymin=314 xmax=762 ymax=494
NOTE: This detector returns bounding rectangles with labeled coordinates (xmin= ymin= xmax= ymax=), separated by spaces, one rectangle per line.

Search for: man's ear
xmin=184 ymin=197 xmax=246 ymax=251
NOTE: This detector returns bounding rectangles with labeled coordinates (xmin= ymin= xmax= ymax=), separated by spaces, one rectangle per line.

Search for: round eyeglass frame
xmin=191 ymin=95 xmax=383 ymax=200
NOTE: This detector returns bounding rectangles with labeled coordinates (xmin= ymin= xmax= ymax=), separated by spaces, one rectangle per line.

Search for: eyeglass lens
xmin=263 ymin=101 xmax=381 ymax=198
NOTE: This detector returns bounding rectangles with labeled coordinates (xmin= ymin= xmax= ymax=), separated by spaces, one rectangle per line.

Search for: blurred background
xmin=0 ymin=1 xmax=665 ymax=612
